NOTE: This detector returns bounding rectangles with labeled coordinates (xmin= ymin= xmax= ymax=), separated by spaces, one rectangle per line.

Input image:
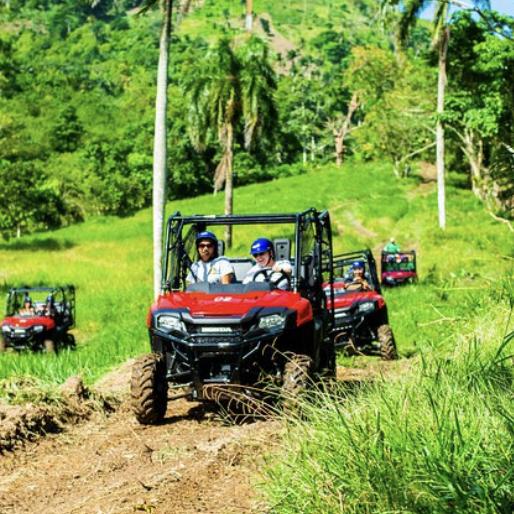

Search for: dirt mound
xmin=0 ymin=376 xmax=116 ymax=453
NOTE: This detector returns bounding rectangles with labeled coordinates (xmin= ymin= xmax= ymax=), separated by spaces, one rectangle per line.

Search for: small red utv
xmin=1 ymin=286 xmax=75 ymax=353
xmin=381 ymin=250 xmax=417 ymax=286
xmin=327 ymin=250 xmax=397 ymax=360
xmin=131 ymin=209 xmax=336 ymax=424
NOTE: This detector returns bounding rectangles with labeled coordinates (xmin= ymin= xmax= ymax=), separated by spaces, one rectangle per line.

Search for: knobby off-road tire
xmin=131 ymin=353 xmax=168 ymax=425
xmin=377 ymin=324 xmax=398 ymax=361
xmin=44 ymin=339 xmax=56 ymax=353
xmin=281 ymin=354 xmax=313 ymax=413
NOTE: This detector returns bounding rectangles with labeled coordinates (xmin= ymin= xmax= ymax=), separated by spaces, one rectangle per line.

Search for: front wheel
xmin=377 ymin=325 xmax=398 ymax=361
xmin=131 ymin=353 xmax=168 ymax=425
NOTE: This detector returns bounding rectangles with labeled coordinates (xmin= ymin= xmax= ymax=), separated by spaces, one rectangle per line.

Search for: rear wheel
xmin=131 ymin=353 xmax=168 ymax=425
xmin=44 ymin=339 xmax=56 ymax=353
xmin=281 ymin=354 xmax=313 ymax=412
xmin=377 ymin=325 xmax=397 ymax=361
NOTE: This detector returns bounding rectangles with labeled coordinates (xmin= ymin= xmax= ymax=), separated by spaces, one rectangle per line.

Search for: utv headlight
xmin=1 ymin=326 xmax=9 ymax=333
xmin=259 ymin=314 xmax=285 ymax=330
xmin=358 ymin=301 xmax=375 ymax=313
xmin=33 ymin=325 xmax=44 ymax=333
xmin=156 ymin=315 xmax=185 ymax=332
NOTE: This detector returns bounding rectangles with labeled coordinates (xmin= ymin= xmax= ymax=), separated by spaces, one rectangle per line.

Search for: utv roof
xmin=167 ymin=208 xmax=324 ymax=226
xmin=8 ymin=286 xmax=74 ymax=293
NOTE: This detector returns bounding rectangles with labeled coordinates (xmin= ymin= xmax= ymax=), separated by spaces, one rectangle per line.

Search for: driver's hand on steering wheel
xmin=272 ymin=262 xmax=292 ymax=275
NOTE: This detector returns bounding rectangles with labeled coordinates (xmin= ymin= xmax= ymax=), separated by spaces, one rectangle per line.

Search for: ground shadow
xmin=0 ymin=238 xmax=75 ymax=252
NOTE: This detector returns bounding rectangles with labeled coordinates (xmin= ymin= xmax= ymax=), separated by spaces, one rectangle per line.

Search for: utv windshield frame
xmin=6 ymin=286 xmax=76 ymax=327
xmin=332 ymin=249 xmax=382 ymax=294
xmin=161 ymin=209 xmax=335 ymax=302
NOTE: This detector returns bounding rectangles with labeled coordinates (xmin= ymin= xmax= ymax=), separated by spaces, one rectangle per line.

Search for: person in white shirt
xmin=187 ymin=231 xmax=234 ymax=284
xmin=243 ymin=238 xmax=292 ymax=290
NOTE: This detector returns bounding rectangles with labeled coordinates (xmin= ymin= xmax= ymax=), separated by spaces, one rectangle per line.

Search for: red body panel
xmin=323 ymin=281 xmax=385 ymax=310
xmin=2 ymin=315 xmax=56 ymax=330
xmin=149 ymin=290 xmax=313 ymax=327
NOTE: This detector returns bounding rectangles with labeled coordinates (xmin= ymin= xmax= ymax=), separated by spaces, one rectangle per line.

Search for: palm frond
xmin=398 ymin=0 xmax=432 ymax=43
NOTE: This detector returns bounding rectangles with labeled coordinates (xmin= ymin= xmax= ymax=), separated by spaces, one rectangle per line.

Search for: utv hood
xmin=328 ymin=290 xmax=385 ymax=310
xmin=2 ymin=315 xmax=56 ymax=330
xmin=150 ymin=290 xmax=312 ymax=327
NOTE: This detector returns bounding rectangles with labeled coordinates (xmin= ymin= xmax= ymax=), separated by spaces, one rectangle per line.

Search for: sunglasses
xmin=254 ymin=251 xmax=269 ymax=257
xmin=198 ymin=243 xmax=214 ymax=249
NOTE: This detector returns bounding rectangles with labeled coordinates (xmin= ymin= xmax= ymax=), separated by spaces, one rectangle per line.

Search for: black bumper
xmin=150 ymin=327 xmax=289 ymax=397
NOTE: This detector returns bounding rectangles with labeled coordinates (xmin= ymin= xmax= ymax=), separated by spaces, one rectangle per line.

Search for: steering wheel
xmin=252 ymin=269 xmax=291 ymax=288
xmin=345 ymin=280 xmax=370 ymax=292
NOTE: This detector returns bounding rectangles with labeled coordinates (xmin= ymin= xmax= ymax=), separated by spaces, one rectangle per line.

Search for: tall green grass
xmin=0 ymin=161 xmax=512 ymax=388
xmin=262 ymin=288 xmax=514 ymax=513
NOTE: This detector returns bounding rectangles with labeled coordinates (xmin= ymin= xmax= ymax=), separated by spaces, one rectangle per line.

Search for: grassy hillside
xmin=179 ymin=0 xmax=378 ymax=46
xmin=0 ymin=161 xmax=512 ymax=386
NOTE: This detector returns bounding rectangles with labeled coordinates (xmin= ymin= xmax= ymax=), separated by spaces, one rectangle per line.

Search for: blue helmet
xmin=351 ymin=260 xmax=365 ymax=271
xmin=250 ymin=238 xmax=273 ymax=256
xmin=196 ymin=231 xmax=217 ymax=245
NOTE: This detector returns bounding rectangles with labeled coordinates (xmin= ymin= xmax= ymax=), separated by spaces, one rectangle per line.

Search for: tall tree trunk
xmin=436 ymin=26 xmax=449 ymax=230
xmin=333 ymin=93 xmax=359 ymax=167
xmin=245 ymin=0 xmax=253 ymax=31
xmin=153 ymin=0 xmax=173 ymax=299
xmin=224 ymin=123 xmax=234 ymax=248
xmin=462 ymin=129 xmax=485 ymax=199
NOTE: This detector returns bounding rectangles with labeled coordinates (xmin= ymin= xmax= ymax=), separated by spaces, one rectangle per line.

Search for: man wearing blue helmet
xmin=186 ymin=231 xmax=234 ymax=284
xmin=344 ymin=260 xmax=371 ymax=291
xmin=243 ymin=238 xmax=292 ymax=290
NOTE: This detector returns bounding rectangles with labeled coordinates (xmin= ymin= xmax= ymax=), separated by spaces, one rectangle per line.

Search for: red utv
xmin=131 ymin=209 xmax=336 ymax=424
xmin=326 ymin=250 xmax=397 ymax=360
xmin=381 ymin=250 xmax=417 ymax=286
xmin=1 ymin=286 xmax=75 ymax=353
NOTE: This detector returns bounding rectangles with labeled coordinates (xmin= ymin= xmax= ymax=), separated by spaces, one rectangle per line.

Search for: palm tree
xmin=138 ymin=0 xmax=174 ymax=298
xmin=185 ymin=36 xmax=277 ymax=248
xmin=381 ymin=0 xmax=490 ymax=229
xmin=239 ymin=37 xmax=278 ymax=154
xmin=186 ymin=38 xmax=241 ymax=248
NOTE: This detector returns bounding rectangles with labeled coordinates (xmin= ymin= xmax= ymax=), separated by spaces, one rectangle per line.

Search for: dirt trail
xmin=0 ymin=360 xmax=402 ymax=514
xmin=0 ymin=366 xmax=279 ymax=514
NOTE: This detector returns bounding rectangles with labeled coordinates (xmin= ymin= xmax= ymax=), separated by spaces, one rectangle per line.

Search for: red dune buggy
xmin=381 ymin=250 xmax=417 ymax=286
xmin=131 ymin=209 xmax=336 ymax=424
xmin=326 ymin=250 xmax=397 ymax=360
xmin=1 ymin=286 xmax=75 ymax=353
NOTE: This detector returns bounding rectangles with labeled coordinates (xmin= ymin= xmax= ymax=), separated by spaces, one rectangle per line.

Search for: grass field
xmin=1 ymin=160 xmax=512 ymax=511
xmin=0 ymin=160 xmax=512 ymax=386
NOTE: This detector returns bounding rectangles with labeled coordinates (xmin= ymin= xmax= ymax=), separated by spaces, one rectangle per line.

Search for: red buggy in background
xmin=1 ymin=286 xmax=76 ymax=353
xmin=381 ymin=250 xmax=418 ymax=287
xmin=326 ymin=250 xmax=397 ymax=360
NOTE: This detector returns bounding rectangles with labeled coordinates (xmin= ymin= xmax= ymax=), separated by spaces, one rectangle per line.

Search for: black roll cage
xmin=332 ymin=249 xmax=382 ymax=294
xmin=6 ymin=285 xmax=76 ymax=324
xmin=161 ymin=209 xmax=335 ymax=315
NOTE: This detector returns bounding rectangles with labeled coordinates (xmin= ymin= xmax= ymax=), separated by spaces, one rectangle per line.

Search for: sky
xmin=422 ymin=0 xmax=514 ymax=19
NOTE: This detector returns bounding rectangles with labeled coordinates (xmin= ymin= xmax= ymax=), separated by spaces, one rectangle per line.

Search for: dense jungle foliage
xmin=0 ymin=0 xmax=512 ymax=239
